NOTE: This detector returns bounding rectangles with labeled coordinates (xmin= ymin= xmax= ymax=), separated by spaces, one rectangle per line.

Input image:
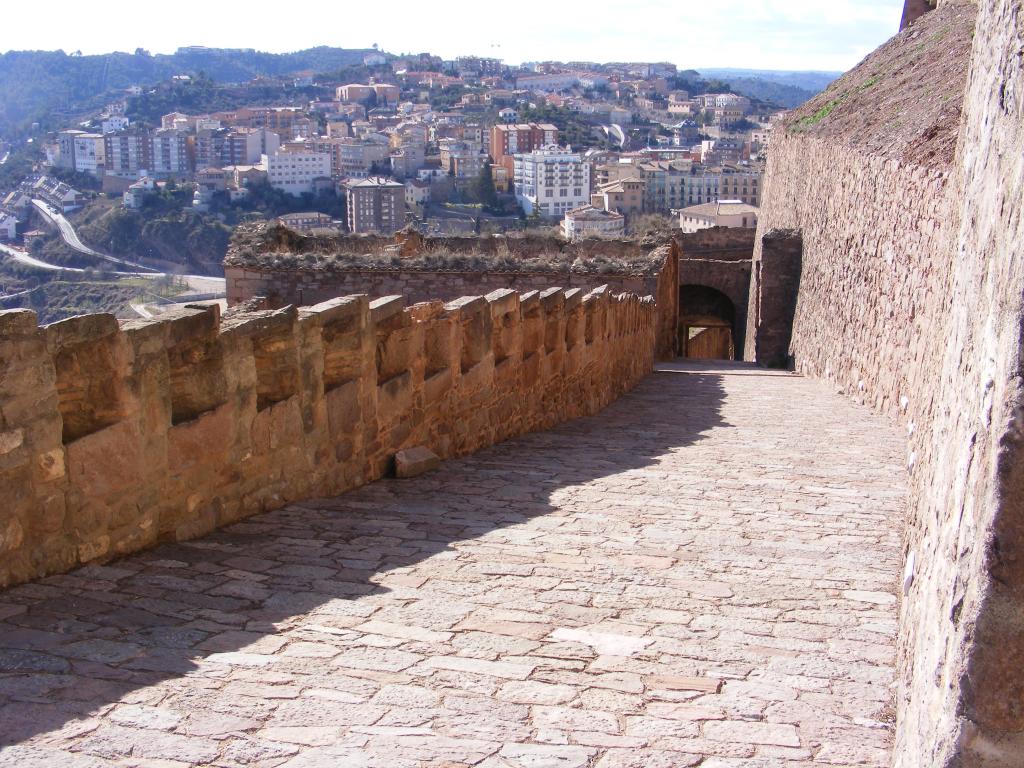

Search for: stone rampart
xmin=225 ymin=227 xmax=680 ymax=360
xmin=0 ymin=286 xmax=656 ymax=589
xmin=677 ymin=228 xmax=755 ymax=355
xmin=748 ymin=1 xmax=1024 ymax=763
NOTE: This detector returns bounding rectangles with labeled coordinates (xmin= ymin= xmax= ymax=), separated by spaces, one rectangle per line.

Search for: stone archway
xmin=679 ymin=285 xmax=736 ymax=360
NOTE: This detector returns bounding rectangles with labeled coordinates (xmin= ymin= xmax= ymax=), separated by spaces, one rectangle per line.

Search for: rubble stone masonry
xmin=749 ymin=0 xmax=1023 ymax=764
xmin=224 ymin=227 xmax=680 ymax=360
xmin=0 ymin=286 xmax=656 ymax=589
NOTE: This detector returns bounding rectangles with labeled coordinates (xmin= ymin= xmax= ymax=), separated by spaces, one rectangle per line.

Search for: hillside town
xmin=0 ymin=53 xmax=781 ymax=256
xmin=4 ymin=2 xmax=1024 ymax=767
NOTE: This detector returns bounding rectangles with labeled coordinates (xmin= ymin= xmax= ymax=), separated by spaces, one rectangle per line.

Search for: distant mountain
xmin=698 ymin=68 xmax=841 ymax=92
xmin=0 ymin=47 xmax=382 ymax=136
xmin=697 ymin=68 xmax=841 ymax=109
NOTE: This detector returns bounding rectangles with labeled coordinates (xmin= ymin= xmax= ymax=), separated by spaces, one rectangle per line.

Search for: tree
xmin=471 ymin=160 xmax=499 ymax=213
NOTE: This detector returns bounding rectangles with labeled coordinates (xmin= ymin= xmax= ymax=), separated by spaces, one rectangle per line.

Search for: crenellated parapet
xmin=0 ymin=287 xmax=656 ymax=588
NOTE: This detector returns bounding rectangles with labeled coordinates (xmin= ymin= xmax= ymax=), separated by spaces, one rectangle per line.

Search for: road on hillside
xmin=31 ymin=199 xmax=157 ymax=273
xmin=0 ymin=241 xmax=225 ymax=297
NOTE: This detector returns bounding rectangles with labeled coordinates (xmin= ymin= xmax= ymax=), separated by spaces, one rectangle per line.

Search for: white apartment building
xmin=71 ymin=133 xmax=104 ymax=176
xmin=267 ymin=148 xmax=332 ymax=196
xmin=514 ymin=147 xmax=590 ymax=217
xmin=0 ymin=212 xmax=17 ymax=241
xmin=101 ymin=116 xmax=130 ymax=134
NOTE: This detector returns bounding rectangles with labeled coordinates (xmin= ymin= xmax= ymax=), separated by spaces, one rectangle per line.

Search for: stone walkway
xmin=0 ymin=362 xmax=907 ymax=768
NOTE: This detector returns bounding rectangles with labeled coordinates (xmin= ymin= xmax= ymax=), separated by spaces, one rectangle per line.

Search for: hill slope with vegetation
xmin=0 ymin=46 xmax=381 ymax=136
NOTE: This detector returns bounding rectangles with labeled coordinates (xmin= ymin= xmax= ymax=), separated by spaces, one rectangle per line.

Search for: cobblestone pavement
xmin=0 ymin=362 xmax=907 ymax=768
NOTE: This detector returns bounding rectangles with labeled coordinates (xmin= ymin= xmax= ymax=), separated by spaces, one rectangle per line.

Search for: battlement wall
xmin=225 ymin=227 xmax=680 ymax=360
xmin=0 ymin=286 xmax=656 ymax=588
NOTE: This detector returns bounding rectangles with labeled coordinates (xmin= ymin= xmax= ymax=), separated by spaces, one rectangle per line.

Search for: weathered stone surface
xmin=0 ymin=285 xmax=655 ymax=589
xmin=0 ymin=362 xmax=903 ymax=767
xmin=394 ymin=446 xmax=440 ymax=479
xmin=746 ymin=1 xmax=1024 ymax=765
xmin=224 ymin=229 xmax=680 ymax=360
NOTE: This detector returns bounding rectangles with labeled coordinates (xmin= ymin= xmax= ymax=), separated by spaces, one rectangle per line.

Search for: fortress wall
xmin=750 ymin=0 xmax=1024 ymax=763
xmin=0 ymin=286 xmax=656 ymax=589
xmin=677 ymin=226 xmax=756 ymax=262
xmin=225 ymin=243 xmax=679 ymax=361
xmin=747 ymin=136 xmax=954 ymax=408
xmin=917 ymin=0 xmax=1024 ymax=762
xmin=678 ymin=228 xmax=757 ymax=354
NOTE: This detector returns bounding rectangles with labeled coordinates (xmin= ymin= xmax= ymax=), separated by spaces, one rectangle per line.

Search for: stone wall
xmin=911 ymin=0 xmax=1024 ymax=762
xmin=0 ymin=286 xmax=656 ymax=589
xmin=744 ymin=229 xmax=802 ymax=368
xmin=749 ymin=1 xmax=1024 ymax=764
xmin=677 ymin=228 xmax=755 ymax=355
xmin=225 ymin=228 xmax=679 ymax=360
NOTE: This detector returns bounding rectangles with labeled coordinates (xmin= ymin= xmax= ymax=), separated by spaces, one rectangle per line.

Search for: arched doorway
xmin=679 ymin=285 xmax=736 ymax=360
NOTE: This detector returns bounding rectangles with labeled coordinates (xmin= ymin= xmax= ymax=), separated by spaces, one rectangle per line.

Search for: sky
xmin=0 ymin=0 xmax=906 ymax=73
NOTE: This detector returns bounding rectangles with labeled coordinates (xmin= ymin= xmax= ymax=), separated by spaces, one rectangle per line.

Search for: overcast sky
xmin=0 ymin=0 xmax=905 ymax=72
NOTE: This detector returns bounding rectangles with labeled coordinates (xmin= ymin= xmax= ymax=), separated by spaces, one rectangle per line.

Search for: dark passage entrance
xmin=679 ymin=285 xmax=736 ymax=360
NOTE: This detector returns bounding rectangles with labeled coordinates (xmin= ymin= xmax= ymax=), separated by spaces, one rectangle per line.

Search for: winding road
xmin=32 ymin=199 xmax=159 ymax=273
xmin=3 ymin=206 xmax=226 ymax=299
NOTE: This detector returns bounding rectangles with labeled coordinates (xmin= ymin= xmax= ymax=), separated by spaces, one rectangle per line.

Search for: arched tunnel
xmin=679 ymin=284 xmax=737 ymax=360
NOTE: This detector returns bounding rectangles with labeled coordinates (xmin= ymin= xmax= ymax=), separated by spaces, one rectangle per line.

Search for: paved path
xmin=0 ymin=363 xmax=907 ymax=768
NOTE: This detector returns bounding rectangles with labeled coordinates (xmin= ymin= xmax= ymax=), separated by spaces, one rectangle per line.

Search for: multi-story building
xmin=310 ymin=138 xmax=392 ymax=180
xmin=213 ymin=108 xmax=311 ymax=140
xmin=514 ymin=72 xmax=580 ymax=92
xmin=71 ymin=133 xmax=105 ymax=176
xmin=454 ymin=56 xmax=503 ymax=76
xmin=677 ymin=169 xmax=719 ymax=207
xmin=0 ymin=212 xmax=17 ymax=241
xmin=222 ymin=128 xmax=264 ymax=166
xmin=634 ymin=161 xmax=687 ymax=213
xmin=677 ymin=200 xmax=758 ymax=233
xmin=57 ymin=130 xmax=104 ymax=175
xmin=490 ymin=123 xmax=559 ymax=162
xmin=267 ymin=147 xmax=332 ymax=196
xmin=276 ymin=212 xmax=335 ymax=231
xmin=57 ymin=130 xmax=83 ymax=170
xmin=561 ymin=205 xmax=625 ymax=240
xmin=513 ymin=147 xmax=590 ymax=217
xmin=390 ymin=145 xmax=425 ymax=180
xmin=193 ymin=129 xmax=226 ymax=172
xmin=591 ymin=178 xmax=645 ymax=217
xmin=337 ymin=84 xmax=374 ymax=103
xmin=104 ymin=130 xmax=153 ymax=178
xmin=336 ymin=83 xmax=401 ymax=107
xmin=717 ymin=168 xmax=761 ymax=206
xmin=101 ymin=116 xmax=130 ymax=134
xmin=439 ymin=139 xmax=487 ymax=180
xmin=151 ymin=129 xmax=191 ymax=176
xmin=405 ymin=178 xmax=430 ymax=209
xmin=678 ymin=167 xmax=761 ymax=207
xmin=345 ymin=176 xmax=405 ymax=234
xmin=391 ymin=121 xmax=429 ymax=147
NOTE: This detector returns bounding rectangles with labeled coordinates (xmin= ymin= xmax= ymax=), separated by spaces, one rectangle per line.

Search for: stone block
xmin=394 ymin=446 xmax=440 ymax=479
xmin=369 ymin=295 xmax=405 ymax=326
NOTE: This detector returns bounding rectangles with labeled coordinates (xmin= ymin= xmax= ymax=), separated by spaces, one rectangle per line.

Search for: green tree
xmin=471 ymin=160 xmax=499 ymax=213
